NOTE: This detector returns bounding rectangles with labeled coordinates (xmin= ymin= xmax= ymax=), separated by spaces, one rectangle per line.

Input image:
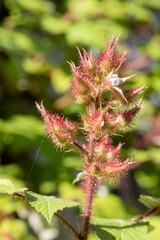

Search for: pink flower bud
xmin=123 ymin=86 xmax=146 ymax=102
xmin=86 ymin=158 xmax=134 ymax=184
xmin=82 ymin=110 xmax=105 ymax=134
xmin=69 ymin=62 xmax=98 ymax=104
xmin=77 ymin=47 xmax=97 ymax=78
xmin=95 ymin=139 xmax=123 ymax=162
xmin=36 ymin=102 xmax=77 ymax=148
xmin=99 ymin=36 xmax=128 ymax=74
xmin=122 ymin=99 xmax=143 ymax=125
xmin=102 ymin=159 xmax=134 ymax=183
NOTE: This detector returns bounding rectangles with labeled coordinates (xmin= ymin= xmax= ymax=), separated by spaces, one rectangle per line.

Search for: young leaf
xmin=0 ymin=179 xmax=27 ymax=196
xmin=25 ymin=191 xmax=79 ymax=224
xmin=90 ymin=217 xmax=149 ymax=240
xmin=139 ymin=195 xmax=160 ymax=209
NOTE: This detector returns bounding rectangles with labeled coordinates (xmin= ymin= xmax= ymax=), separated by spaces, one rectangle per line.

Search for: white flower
xmin=109 ymin=74 xmax=122 ymax=86
xmin=109 ymin=73 xmax=136 ymax=103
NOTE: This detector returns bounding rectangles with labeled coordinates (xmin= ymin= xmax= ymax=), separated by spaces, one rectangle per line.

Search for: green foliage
xmin=0 ymin=115 xmax=43 ymax=155
xmin=94 ymin=193 xmax=133 ymax=219
xmin=90 ymin=217 xmax=149 ymax=240
xmin=147 ymin=217 xmax=160 ymax=240
xmin=139 ymin=195 xmax=160 ymax=209
xmin=0 ymin=178 xmax=79 ymax=225
xmin=0 ymin=218 xmax=36 ymax=240
xmin=0 ymin=178 xmax=27 ymax=196
xmin=25 ymin=191 xmax=79 ymax=224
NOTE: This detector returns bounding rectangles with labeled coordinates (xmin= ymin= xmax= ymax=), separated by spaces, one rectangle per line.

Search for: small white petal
xmin=121 ymin=74 xmax=136 ymax=83
xmin=113 ymin=86 xmax=128 ymax=103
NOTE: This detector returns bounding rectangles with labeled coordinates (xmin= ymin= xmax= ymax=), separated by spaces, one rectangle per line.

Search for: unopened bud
xmin=36 ymin=102 xmax=77 ymax=148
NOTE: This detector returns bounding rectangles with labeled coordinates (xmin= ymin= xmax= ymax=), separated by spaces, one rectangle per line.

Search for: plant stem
xmin=88 ymin=134 xmax=94 ymax=160
xmin=133 ymin=206 xmax=160 ymax=222
xmin=54 ymin=212 xmax=80 ymax=240
xmin=81 ymin=175 xmax=98 ymax=240
xmin=73 ymin=139 xmax=88 ymax=155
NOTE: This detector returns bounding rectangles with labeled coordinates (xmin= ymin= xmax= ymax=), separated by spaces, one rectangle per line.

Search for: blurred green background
xmin=0 ymin=0 xmax=160 ymax=239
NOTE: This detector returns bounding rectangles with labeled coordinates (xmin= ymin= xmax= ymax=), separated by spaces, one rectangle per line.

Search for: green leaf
xmin=129 ymin=147 xmax=160 ymax=163
xmin=0 ymin=115 xmax=43 ymax=153
xmin=143 ymin=35 xmax=160 ymax=60
xmin=25 ymin=191 xmax=79 ymax=224
xmin=41 ymin=16 xmax=70 ymax=35
xmin=90 ymin=217 xmax=149 ymax=240
xmin=136 ymin=0 xmax=160 ymax=9
xmin=51 ymin=68 xmax=70 ymax=94
xmin=6 ymin=0 xmax=54 ymax=17
xmin=139 ymin=195 xmax=160 ymax=209
xmin=0 ymin=179 xmax=27 ymax=196
xmin=94 ymin=193 xmax=132 ymax=219
xmin=0 ymin=28 xmax=46 ymax=53
xmin=147 ymin=216 xmax=160 ymax=240
xmin=66 ymin=19 xmax=128 ymax=48
xmin=88 ymin=233 xmax=100 ymax=240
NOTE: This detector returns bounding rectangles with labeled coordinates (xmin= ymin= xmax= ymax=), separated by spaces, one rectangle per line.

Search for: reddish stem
xmin=88 ymin=134 xmax=94 ymax=160
xmin=133 ymin=206 xmax=160 ymax=222
xmin=73 ymin=139 xmax=88 ymax=155
xmin=81 ymin=175 xmax=98 ymax=240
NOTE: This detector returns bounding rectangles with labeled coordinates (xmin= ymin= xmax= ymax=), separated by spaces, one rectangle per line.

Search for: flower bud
xmin=77 ymin=47 xmax=97 ymax=77
xmin=99 ymin=36 xmax=128 ymax=74
xmin=82 ymin=110 xmax=105 ymax=134
xmin=121 ymin=99 xmax=143 ymax=126
xmin=102 ymin=159 xmax=133 ymax=183
xmin=36 ymin=102 xmax=77 ymax=148
xmin=95 ymin=139 xmax=122 ymax=162
xmin=69 ymin=62 xmax=98 ymax=104
xmin=86 ymin=158 xmax=134 ymax=184
xmin=123 ymin=86 xmax=146 ymax=102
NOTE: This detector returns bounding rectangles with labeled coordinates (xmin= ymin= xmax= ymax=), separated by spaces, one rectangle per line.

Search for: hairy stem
xmin=54 ymin=212 xmax=80 ymax=240
xmin=88 ymin=134 xmax=94 ymax=160
xmin=81 ymin=175 xmax=98 ymax=240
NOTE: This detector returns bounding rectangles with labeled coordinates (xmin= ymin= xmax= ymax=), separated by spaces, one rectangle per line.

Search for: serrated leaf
xmin=25 ymin=191 xmax=79 ymax=224
xmin=139 ymin=195 xmax=160 ymax=209
xmin=0 ymin=179 xmax=27 ymax=196
xmin=90 ymin=217 xmax=148 ymax=240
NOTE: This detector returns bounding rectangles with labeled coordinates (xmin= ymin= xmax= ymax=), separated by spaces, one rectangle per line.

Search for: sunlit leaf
xmin=25 ymin=191 xmax=79 ymax=224
xmin=90 ymin=217 xmax=149 ymax=240
xmin=94 ymin=193 xmax=132 ymax=219
xmin=139 ymin=195 xmax=160 ymax=209
xmin=66 ymin=20 xmax=128 ymax=48
xmin=147 ymin=216 xmax=160 ymax=240
xmin=0 ymin=179 xmax=27 ymax=196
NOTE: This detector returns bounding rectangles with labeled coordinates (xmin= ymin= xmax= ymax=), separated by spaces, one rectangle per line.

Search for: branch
xmin=133 ymin=206 xmax=160 ymax=222
xmin=54 ymin=212 xmax=80 ymax=240
xmin=73 ymin=139 xmax=88 ymax=155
